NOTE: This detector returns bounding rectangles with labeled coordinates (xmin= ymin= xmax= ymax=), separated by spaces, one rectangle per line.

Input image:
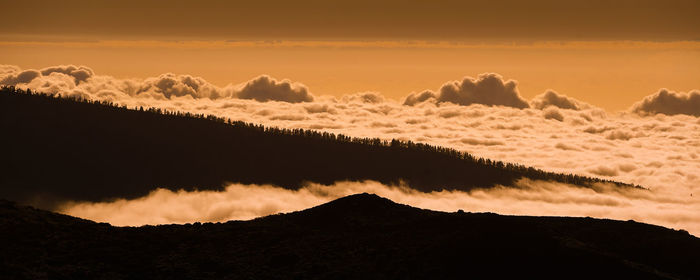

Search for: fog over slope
xmin=60 ymin=180 xmax=700 ymax=237
xmin=2 ymin=65 xmax=699 ymax=234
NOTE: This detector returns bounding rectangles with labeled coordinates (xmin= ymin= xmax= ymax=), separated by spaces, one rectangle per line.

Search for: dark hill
xmin=1 ymin=194 xmax=698 ymax=279
xmin=0 ymin=87 xmax=637 ymax=208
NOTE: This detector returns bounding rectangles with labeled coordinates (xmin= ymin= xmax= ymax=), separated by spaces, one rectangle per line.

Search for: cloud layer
xmin=3 ymin=65 xmax=700 ymax=233
xmin=59 ymin=180 xmax=700 ymax=236
xmin=0 ymin=65 xmax=313 ymax=103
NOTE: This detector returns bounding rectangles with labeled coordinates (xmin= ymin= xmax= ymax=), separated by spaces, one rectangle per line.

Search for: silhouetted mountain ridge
xmin=260 ymin=193 xmax=431 ymax=226
xmin=1 ymin=195 xmax=698 ymax=279
xmin=291 ymin=193 xmax=418 ymax=218
xmin=0 ymin=87 xmax=640 ymax=209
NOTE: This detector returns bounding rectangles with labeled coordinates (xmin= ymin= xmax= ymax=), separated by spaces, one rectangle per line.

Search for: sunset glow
xmin=2 ymin=1 xmax=699 ymax=277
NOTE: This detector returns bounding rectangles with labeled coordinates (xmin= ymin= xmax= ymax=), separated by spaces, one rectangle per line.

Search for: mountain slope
xmin=0 ymin=87 xmax=635 ymax=207
xmin=1 ymin=194 xmax=698 ymax=279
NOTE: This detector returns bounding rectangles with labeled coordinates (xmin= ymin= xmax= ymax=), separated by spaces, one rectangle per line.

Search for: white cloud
xmin=0 ymin=65 xmax=312 ymax=103
xmin=339 ymin=92 xmax=386 ymax=104
xmin=4 ymin=65 xmax=700 ymax=235
xmin=403 ymin=73 xmax=529 ymax=108
xmin=531 ymin=90 xmax=590 ymax=110
xmin=40 ymin=65 xmax=94 ymax=84
xmin=543 ymin=107 xmax=565 ymax=121
xmin=59 ymin=179 xmax=700 ymax=236
xmin=236 ymin=75 xmax=313 ymax=103
xmin=0 ymin=69 xmax=41 ymax=85
xmin=631 ymin=89 xmax=700 ymax=117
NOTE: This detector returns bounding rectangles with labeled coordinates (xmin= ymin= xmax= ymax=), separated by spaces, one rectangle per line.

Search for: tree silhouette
xmin=0 ymin=86 xmax=641 ymax=207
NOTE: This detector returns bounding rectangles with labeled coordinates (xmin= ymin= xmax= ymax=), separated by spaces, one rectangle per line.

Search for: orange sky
xmin=2 ymin=40 xmax=698 ymax=111
xmin=3 ymin=0 xmax=699 ymax=41
xmin=3 ymin=0 xmax=699 ymax=233
xmin=1 ymin=0 xmax=699 ymax=110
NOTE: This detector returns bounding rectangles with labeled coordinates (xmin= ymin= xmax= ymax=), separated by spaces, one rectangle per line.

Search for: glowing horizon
xmin=2 ymin=39 xmax=699 ymax=111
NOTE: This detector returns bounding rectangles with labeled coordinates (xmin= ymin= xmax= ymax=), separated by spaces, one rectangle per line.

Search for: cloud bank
xmin=631 ymin=89 xmax=700 ymax=117
xmin=0 ymin=65 xmax=313 ymax=103
xmin=237 ymin=75 xmax=313 ymax=103
xmin=403 ymin=73 xmax=529 ymax=108
xmin=3 ymin=65 xmax=699 ymax=234
xmin=59 ymin=180 xmax=700 ymax=236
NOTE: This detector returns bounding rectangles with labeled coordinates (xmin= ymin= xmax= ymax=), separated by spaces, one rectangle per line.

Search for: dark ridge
xmin=0 ymin=87 xmax=640 ymax=208
xmin=258 ymin=192 xmax=429 ymax=226
xmin=1 ymin=195 xmax=698 ymax=279
xmin=300 ymin=192 xmax=405 ymax=216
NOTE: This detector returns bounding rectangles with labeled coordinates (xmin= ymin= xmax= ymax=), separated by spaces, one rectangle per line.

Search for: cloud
xmin=588 ymin=166 xmax=619 ymax=177
xmin=340 ymin=92 xmax=385 ymax=104
xmin=605 ymin=130 xmax=641 ymax=141
xmin=0 ymin=66 xmax=313 ymax=103
xmin=304 ymin=103 xmax=338 ymax=114
xmin=531 ymin=90 xmax=589 ymax=110
xmin=555 ymin=142 xmax=581 ymax=151
xmin=59 ymin=179 xmax=700 ymax=237
xmin=402 ymin=90 xmax=438 ymax=106
xmin=631 ymin=89 xmax=700 ymax=117
xmin=0 ymin=65 xmax=21 ymax=76
xmin=135 ymin=73 xmax=233 ymax=99
xmin=0 ymin=69 xmax=41 ymax=86
xmin=543 ymin=107 xmax=564 ymax=121
xmin=39 ymin=65 xmax=94 ymax=84
xmin=236 ymin=75 xmax=313 ymax=103
xmin=403 ymin=73 xmax=529 ymax=108
xmin=3 ymin=65 xmax=700 ymax=233
xmin=460 ymin=137 xmax=505 ymax=146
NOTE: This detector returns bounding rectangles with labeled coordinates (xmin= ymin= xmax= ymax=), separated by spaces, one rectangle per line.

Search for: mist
xmin=59 ymin=179 xmax=700 ymax=236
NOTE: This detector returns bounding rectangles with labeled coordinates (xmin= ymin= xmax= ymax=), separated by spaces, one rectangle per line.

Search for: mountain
xmin=1 ymin=194 xmax=698 ymax=279
xmin=0 ymin=87 xmax=636 ymax=208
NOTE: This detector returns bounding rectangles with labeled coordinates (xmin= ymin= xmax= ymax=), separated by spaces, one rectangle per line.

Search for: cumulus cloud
xmin=59 ymin=179 xmax=700 ymax=236
xmin=543 ymin=107 xmax=564 ymax=121
xmin=0 ymin=65 xmax=313 ymax=103
xmin=40 ymin=65 xmax=94 ymax=84
xmin=403 ymin=73 xmax=529 ymax=108
xmin=136 ymin=73 xmax=232 ymax=99
xmin=0 ymin=69 xmax=41 ymax=86
xmin=0 ymin=65 xmax=20 ymax=75
xmin=402 ymin=90 xmax=438 ymax=106
xmin=531 ymin=90 xmax=590 ymax=110
xmin=236 ymin=75 xmax=313 ymax=103
xmin=340 ymin=92 xmax=385 ymax=104
xmin=631 ymin=89 xmax=700 ymax=117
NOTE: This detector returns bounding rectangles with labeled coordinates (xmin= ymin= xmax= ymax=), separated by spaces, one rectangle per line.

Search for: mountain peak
xmin=309 ymin=193 xmax=404 ymax=213
xmin=326 ymin=192 xmax=393 ymax=206
xmin=268 ymin=193 xmax=429 ymax=226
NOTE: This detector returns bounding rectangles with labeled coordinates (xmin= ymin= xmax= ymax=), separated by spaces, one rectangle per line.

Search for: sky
xmin=3 ymin=0 xmax=699 ymax=40
xmin=2 ymin=0 xmax=700 ymax=233
xmin=1 ymin=0 xmax=699 ymax=111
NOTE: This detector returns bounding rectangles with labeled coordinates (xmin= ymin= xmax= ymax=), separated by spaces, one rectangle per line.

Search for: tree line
xmin=0 ymin=86 xmax=640 ymax=208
